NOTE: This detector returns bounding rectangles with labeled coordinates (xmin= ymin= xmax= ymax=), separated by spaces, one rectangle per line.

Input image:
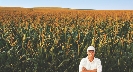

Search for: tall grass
xmin=0 ymin=8 xmax=133 ymax=72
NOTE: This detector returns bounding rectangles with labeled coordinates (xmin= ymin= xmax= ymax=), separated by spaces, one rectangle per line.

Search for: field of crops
xmin=0 ymin=7 xmax=133 ymax=72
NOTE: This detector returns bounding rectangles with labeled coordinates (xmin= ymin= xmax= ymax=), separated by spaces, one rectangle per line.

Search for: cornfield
xmin=0 ymin=7 xmax=133 ymax=72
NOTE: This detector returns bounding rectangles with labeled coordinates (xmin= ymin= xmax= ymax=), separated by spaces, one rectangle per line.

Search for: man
xmin=79 ymin=46 xmax=102 ymax=72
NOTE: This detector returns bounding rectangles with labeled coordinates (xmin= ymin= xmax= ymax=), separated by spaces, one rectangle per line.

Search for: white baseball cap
xmin=87 ymin=46 xmax=95 ymax=52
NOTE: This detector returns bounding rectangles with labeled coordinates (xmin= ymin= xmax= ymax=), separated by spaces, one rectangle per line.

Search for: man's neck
xmin=88 ymin=57 xmax=94 ymax=62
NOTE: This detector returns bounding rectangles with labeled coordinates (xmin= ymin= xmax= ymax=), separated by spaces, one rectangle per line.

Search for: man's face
xmin=87 ymin=50 xmax=95 ymax=58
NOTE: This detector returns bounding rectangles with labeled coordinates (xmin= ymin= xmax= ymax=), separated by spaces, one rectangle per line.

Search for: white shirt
xmin=79 ymin=56 xmax=102 ymax=72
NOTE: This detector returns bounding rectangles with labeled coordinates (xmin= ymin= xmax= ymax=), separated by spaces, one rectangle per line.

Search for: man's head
xmin=87 ymin=46 xmax=95 ymax=52
xmin=87 ymin=46 xmax=95 ymax=60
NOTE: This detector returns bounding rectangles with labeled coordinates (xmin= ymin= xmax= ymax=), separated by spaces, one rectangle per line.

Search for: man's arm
xmin=82 ymin=70 xmax=96 ymax=72
xmin=82 ymin=67 xmax=97 ymax=72
xmin=96 ymin=59 xmax=102 ymax=72
xmin=79 ymin=58 xmax=86 ymax=72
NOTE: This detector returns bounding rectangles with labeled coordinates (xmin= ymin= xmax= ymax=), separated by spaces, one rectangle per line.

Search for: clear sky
xmin=0 ymin=0 xmax=133 ymax=10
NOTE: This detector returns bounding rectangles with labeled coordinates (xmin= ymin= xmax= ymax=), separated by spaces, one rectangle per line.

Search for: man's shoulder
xmin=79 ymin=57 xmax=88 ymax=66
xmin=94 ymin=58 xmax=101 ymax=62
xmin=94 ymin=58 xmax=102 ymax=65
xmin=80 ymin=57 xmax=87 ymax=62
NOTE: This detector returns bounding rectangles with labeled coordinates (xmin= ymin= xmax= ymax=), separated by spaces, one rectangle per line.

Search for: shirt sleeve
xmin=97 ymin=59 xmax=102 ymax=72
xmin=79 ymin=58 xmax=86 ymax=72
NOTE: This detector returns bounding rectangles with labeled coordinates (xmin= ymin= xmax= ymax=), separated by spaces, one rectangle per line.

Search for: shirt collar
xmin=86 ymin=56 xmax=95 ymax=62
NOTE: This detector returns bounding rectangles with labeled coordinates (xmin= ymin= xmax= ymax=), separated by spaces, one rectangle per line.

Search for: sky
xmin=0 ymin=0 xmax=133 ymax=10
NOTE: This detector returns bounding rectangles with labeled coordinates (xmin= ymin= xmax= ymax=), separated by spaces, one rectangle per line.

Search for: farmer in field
xmin=79 ymin=46 xmax=102 ymax=72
